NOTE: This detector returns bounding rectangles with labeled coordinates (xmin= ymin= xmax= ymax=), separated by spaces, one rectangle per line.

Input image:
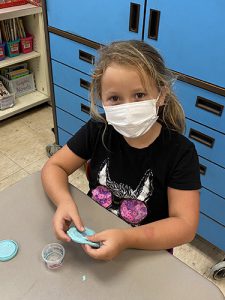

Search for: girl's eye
xmin=135 ymin=93 xmax=146 ymax=99
xmin=109 ymin=96 xmax=119 ymax=102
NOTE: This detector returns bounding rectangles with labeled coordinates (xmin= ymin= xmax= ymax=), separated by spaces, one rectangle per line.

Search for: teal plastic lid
xmin=0 ymin=240 xmax=18 ymax=262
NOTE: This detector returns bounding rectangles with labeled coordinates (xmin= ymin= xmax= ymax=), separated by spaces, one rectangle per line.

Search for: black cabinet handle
xmin=129 ymin=2 xmax=140 ymax=33
xmin=148 ymin=9 xmax=161 ymax=40
xmin=189 ymin=128 xmax=215 ymax=148
xmin=196 ymin=96 xmax=224 ymax=116
xmin=79 ymin=50 xmax=95 ymax=65
xmin=80 ymin=78 xmax=91 ymax=90
xmin=81 ymin=103 xmax=90 ymax=115
xmin=199 ymin=164 xmax=207 ymax=175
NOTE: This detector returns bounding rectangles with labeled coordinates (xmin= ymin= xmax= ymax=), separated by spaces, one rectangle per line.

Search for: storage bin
xmin=20 ymin=34 xmax=33 ymax=54
xmin=0 ymin=73 xmax=36 ymax=97
xmin=0 ymin=0 xmax=26 ymax=9
xmin=5 ymin=39 xmax=20 ymax=57
xmin=27 ymin=0 xmax=41 ymax=6
xmin=0 ymin=93 xmax=15 ymax=110
xmin=0 ymin=42 xmax=5 ymax=61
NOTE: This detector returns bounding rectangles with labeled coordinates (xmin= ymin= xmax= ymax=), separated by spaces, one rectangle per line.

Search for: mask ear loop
xmin=156 ymin=90 xmax=162 ymax=115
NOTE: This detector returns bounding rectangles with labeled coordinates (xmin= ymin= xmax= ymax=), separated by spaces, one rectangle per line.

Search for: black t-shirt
xmin=67 ymin=119 xmax=201 ymax=226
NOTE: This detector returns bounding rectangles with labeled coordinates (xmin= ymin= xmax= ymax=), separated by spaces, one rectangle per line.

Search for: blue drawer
xmin=200 ymin=188 xmax=225 ymax=226
xmin=52 ymin=59 xmax=91 ymax=100
xmin=58 ymin=127 xmax=73 ymax=146
xmin=54 ymin=84 xmax=104 ymax=121
xmin=185 ymin=118 xmax=225 ymax=167
xmin=54 ymin=85 xmax=92 ymax=122
xmin=56 ymin=107 xmax=85 ymax=136
xmin=49 ymin=33 xmax=97 ymax=75
xmin=199 ymin=157 xmax=225 ymax=198
xmin=175 ymin=80 xmax=225 ymax=134
xmin=198 ymin=213 xmax=225 ymax=251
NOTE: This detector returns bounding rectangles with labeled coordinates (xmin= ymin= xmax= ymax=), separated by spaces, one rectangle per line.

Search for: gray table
xmin=0 ymin=172 xmax=224 ymax=300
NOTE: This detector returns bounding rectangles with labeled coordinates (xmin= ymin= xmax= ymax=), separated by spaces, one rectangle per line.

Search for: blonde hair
xmin=90 ymin=40 xmax=185 ymax=134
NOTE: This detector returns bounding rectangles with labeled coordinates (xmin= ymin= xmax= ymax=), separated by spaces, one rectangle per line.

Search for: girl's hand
xmin=82 ymin=229 xmax=128 ymax=261
xmin=52 ymin=199 xmax=84 ymax=242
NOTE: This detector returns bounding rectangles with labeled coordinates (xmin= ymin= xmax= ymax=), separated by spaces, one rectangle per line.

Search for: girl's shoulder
xmin=87 ymin=117 xmax=106 ymax=131
xmin=161 ymin=125 xmax=195 ymax=151
xmin=80 ymin=118 xmax=106 ymax=138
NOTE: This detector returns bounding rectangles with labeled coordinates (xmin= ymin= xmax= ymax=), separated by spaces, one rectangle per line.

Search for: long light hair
xmin=90 ymin=40 xmax=185 ymax=134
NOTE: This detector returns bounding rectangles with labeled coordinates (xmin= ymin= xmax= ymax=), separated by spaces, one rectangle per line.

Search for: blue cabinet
xmin=144 ymin=0 xmax=225 ymax=87
xmin=44 ymin=0 xmax=225 ymax=252
xmin=47 ymin=0 xmax=145 ymax=43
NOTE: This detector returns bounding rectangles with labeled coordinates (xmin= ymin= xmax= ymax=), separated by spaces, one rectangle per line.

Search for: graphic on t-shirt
xmin=98 ymin=158 xmax=154 ymax=201
xmin=90 ymin=158 xmax=154 ymax=225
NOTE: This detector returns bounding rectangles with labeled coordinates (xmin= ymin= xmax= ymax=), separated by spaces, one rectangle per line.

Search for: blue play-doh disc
xmin=0 ymin=240 xmax=18 ymax=262
xmin=67 ymin=227 xmax=100 ymax=248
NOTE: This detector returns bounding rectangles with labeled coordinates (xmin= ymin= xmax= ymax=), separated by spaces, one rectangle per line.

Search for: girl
xmin=41 ymin=40 xmax=201 ymax=261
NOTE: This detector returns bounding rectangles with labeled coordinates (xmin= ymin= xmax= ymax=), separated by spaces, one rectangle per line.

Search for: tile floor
xmin=0 ymin=103 xmax=224 ymax=295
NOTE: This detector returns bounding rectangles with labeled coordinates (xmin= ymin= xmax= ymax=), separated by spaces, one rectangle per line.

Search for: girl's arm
xmin=41 ymin=145 xmax=86 ymax=240
xmin=84 ymin=188 xmax=199 ymax=260
xmin=124 ymin=188 xmax=200 ymax=250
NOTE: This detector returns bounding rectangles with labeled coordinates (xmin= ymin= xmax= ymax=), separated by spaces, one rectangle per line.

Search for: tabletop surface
xmin=0 ymin=172 xmax=224 ymax=300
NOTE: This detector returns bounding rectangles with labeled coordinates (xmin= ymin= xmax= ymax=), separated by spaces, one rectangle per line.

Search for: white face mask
xmin=103 ymin=94 xmax=161 ymax=138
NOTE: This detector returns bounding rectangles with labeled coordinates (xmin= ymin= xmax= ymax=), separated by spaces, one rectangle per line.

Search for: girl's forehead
xmin=101 ymin=63 xmax=156 ymax=90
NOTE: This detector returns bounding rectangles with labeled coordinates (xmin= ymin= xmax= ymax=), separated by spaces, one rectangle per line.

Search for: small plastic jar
xmin=42 ymin=243 xmax=65 ymax=269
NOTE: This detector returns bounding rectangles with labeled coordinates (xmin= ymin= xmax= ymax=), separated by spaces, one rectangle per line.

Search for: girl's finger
xmin=71 ymin=211 xmax=85 ymax=232
xmin=82 ymin=244 xmax=101 ymax=259
xmin=53 ymin=218 xmax=71 ymax=242
xmin=55 ymin=226 xmax=71 ymax=242
xmin=87 ymin=232 xmax=105 ymax=242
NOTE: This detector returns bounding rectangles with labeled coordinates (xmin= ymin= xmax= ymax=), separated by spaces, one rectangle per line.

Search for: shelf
xmin=0 ymin=51 xmax=40 ymax=69
xmin=0 ymin=90 xmax=49 ymax=120
xmin=0 ymin=4 xmax=42 ymax=20
xmin=0 ymin=3 xmax=50 ymax=121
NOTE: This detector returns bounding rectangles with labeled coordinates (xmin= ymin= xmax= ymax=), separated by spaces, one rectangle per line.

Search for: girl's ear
xmin=158 ymin=86 xmax=169 ymax=106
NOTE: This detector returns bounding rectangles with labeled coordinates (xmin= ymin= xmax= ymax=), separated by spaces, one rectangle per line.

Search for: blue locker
xmin=47 ymin=0 xmax=145 ymax=44
xmin=144 ymin=0 xmax=225 ymax=87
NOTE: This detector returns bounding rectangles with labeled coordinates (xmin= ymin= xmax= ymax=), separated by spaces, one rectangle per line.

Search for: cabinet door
xmin=46 ymin=0 xmax=145 ymax=44
xmin=144 ymin=0 xmax=225 ymax=87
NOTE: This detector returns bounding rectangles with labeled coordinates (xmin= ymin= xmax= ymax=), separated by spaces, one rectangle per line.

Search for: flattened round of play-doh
xmin=67 ymin=227 xmax=100 ymax=248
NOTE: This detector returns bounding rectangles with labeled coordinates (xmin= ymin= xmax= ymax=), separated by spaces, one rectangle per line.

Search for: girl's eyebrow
xmin=104 ymin=91 xmax=119 ymax=96
xmin=132 ymin=88 xmax=147 ymax=93
xmin=103 ymin=87 xmax=147 ymax=95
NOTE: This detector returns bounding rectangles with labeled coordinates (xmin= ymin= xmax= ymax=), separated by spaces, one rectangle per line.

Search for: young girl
xmin=41 ymin=40 xmax=201 ymax=261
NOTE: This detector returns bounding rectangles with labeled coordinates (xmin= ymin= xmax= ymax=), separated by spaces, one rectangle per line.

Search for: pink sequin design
xmin=91 ymin=186 xmax=112 ymax=208
xmin=120 ymin=199 xmax=148 ymax=225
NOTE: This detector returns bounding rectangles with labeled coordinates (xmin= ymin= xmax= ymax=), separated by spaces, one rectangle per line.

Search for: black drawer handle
xmin=129 ymin=2 xmax=140 ymax=33
xmin=80 ymin=79 xmax=90 ymax=90
xmin=79 ymin=50 xmax=95 ymax=65
xmin=189 ymin=128 xmax=215 ymax=148
xmin=196 ymin=96 xmax=224 ymax=116
xmin=81 ymin=103 xmax=90 ymax=115
xmin=148 ymin=9 xmax=161 ymax=40
xmin=199 ymin=164 xmax=207 ymax=175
